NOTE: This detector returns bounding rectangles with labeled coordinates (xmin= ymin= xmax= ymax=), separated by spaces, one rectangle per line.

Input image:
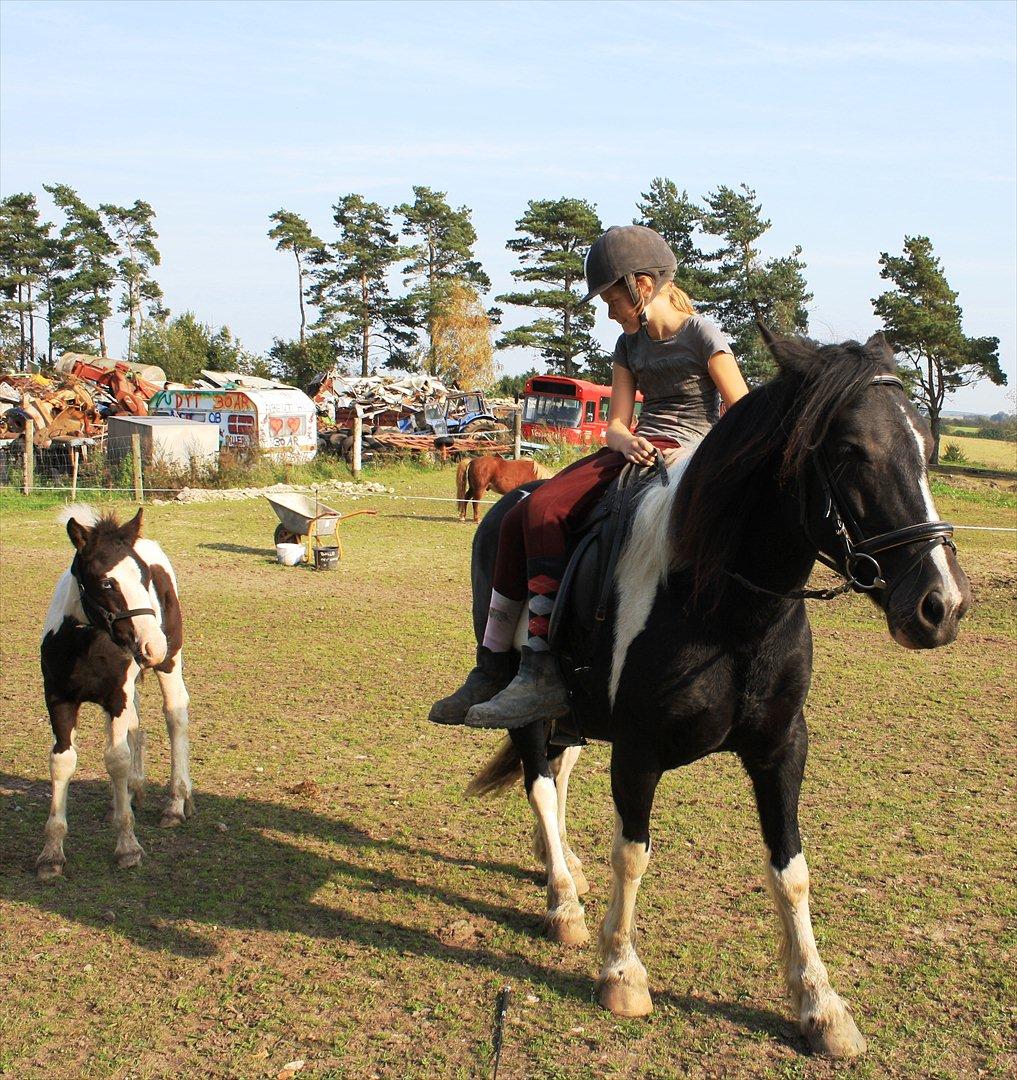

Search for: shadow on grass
xmin=199 ymin=542 xmax=276 ymax=558
xmin=0 ymin=772 xmax=798 ymax=1049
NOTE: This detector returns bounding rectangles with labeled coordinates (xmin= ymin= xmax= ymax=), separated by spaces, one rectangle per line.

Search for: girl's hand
xmin=615 ymin=433 xmax=657 ymax=466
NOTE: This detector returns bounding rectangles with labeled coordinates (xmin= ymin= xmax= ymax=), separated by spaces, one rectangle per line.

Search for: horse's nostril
xmin=921 ymin=590 xmax=946 ymax=626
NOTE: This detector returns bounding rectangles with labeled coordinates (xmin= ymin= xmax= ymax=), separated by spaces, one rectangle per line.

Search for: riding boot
xmin=428 ymin=646 xmax=519 ymax=725
xmin=463 ymin=646 xmax=570 ymax=730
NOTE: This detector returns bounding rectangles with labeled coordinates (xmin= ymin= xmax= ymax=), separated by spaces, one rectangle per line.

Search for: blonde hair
xmin=633 ymin=275 xmax=697 ymax=317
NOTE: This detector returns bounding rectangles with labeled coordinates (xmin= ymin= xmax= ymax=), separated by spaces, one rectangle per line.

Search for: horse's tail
xmin=455 ymin=457 xmax=472 ymax=515
xmin=531 ymin=461 xmax=553 ymax=480
xmin=57 ymin=503 xmax=99 ymax=527
xmin=466 ymin=737 xmax=522 ymax=796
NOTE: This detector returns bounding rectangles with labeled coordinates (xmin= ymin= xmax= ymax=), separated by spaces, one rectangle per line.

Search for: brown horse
xmin=456 ymin=455 xmax=552 ymax=522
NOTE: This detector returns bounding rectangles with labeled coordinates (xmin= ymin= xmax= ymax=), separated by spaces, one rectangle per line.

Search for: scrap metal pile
xmin=0 ymin=355 xmax=166 ymax=449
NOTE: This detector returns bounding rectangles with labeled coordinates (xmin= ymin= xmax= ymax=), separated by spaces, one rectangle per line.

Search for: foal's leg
xmin=745 ymin=714 xmax=866 ymax=1059
xmin=105 ymin=675 xmax=144 ymax=869
xmin=157 ymin=655 xmax=193 ymax=827
xmin=511 ymin=725 xmax=589 ymax=946
xmin=597 ymin=751 xmax=660 ymax=1017
xmin=533 ymin=745 xmax=589 ymax=896
xmin=471 ymin=481 xmax=485 ymax=524
xmin=36 ymin=700 xmax=80 ymax=880
xmin=127 ymin=688 xmax=146 ymax=808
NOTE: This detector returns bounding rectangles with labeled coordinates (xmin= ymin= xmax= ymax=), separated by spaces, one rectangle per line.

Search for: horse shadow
xmin=0 ymin=772 xmax=799 ymax=1049
xmin=199 ymin=542 xmax=276 ymax=558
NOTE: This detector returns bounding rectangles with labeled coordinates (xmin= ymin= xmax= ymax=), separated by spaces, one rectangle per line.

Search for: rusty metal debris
xmin=1 ymin=355 xmax=166 ymax=449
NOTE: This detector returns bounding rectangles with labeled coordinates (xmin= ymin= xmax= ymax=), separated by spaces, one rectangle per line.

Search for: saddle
xmin=546 ymin=451 xmax=671 ymax=743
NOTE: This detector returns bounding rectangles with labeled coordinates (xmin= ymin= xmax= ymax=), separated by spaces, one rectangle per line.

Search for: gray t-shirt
xmin=613 ymin=314 xmax=732 ymax=442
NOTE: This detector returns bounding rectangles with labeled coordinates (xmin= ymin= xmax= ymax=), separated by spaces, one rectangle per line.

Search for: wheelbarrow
xmin=265 ymin=491 xmax=377 ymax=567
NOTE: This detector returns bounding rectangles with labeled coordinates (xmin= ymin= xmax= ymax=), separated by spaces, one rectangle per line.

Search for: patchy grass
xmin=0 ymin=468 xmax=1014 ymax=1079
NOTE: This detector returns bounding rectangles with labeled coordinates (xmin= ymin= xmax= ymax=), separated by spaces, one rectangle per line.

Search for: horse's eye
xmin=834 ymin=442 xmax=863 ymax=461
xmin=100 ymin=579 xmax=114 ymax=590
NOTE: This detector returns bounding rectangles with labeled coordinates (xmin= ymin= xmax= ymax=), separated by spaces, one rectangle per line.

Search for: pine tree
xmin=0 ymin=194 xmax=48 ymax=369
xmin=873 ymin=235 xmax=1005 ymax=462
xmin=102 ymin=200 xmax=163 ymax=360
xmin=309 ymin=195 xmax=413 ymax=376
xmin=634 ymin=178 xmax=712 ymax=303
xmin=497 ymin=197 xmax=605 ymax=378
xmin=395 ymin=186 xmax=489 ymax=363
xmin=45 ymin=184 xmax=117 ymax=356
xmin=701 ymin=184 xmax=811 ymax=384
xmin=268 ymin=209 xmax=323 ymax=346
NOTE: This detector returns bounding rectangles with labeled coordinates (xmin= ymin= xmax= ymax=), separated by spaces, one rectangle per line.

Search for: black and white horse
xmin=37 ymin=505 xmax=193 ymax=879
xmin=467 ymin=331 xmax=970 ymax=1058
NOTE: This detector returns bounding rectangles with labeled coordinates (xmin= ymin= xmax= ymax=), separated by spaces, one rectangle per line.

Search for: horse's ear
xmin=121 ymin=508 xmax=143 ymax=546
xmin=66 ymin=517 xmax=91 ymax=550
xmin=757 ymin=320 xmax=812 ymax=374
xmin=756 ymin=319 xmax=779 ymax=349
xmin=865 ymin=330 xmax=895 ymax=362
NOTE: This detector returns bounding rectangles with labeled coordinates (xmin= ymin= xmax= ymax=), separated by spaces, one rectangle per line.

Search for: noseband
xmin=70 ymin=552 xmax=158 ymax=638
xmin=731 ymin=375 xmax=956 ymax=604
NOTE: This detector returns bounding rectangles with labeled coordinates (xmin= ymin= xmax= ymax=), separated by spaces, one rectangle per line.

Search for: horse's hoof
xmin=115 ymin=846 xmax=143 ymax=869
xmin=545 ymin=906 xmax=590 ymax=947
xmin=159 ymin=810 xmax=185 ymax=828
xmin=36 ymin=859 xmax=64 ymax=882
xmin=804 ymin=1008 xmax=867 ymax=1059
xmin=597 ymin=976 xmax=653 ymax=1017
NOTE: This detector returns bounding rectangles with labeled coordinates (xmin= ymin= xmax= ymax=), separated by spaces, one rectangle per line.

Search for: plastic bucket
xmin=275 ymin=543 xmax=306 ymax=566
xmin=313 ymin=546 xmax=339 ymax=571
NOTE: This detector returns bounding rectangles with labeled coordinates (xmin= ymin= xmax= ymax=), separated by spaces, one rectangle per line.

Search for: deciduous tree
xmin=873 ymin=235 xmax=1005 ymax=462
xmin=497 ymin=197 xmax=605 ymax=378
xmin=268 ymin=210 xmax=323 ymax=346
xmin=138 ymin=312 xmax=268 ymax=384
xmin=428 ymin=280 xmax=495 ymax=387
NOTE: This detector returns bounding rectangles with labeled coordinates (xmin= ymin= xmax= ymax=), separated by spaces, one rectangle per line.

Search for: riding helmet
xmin=581 ymin=225 xmax=678 ymax=305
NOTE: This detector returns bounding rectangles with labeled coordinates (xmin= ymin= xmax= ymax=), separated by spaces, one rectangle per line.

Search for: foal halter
xmin=730 ymin=375 xmax=956 ymax=604
xmin=70 ymin=552 xmax=158 ymax=637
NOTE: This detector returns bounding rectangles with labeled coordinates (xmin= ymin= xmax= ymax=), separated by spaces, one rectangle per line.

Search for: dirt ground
xmin=1 ymin=468 xmax=1014 ymax=1079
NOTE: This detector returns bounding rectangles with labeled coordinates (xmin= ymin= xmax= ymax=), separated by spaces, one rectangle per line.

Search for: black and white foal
xmin=37 ymin=506 xmax=193 ymax=879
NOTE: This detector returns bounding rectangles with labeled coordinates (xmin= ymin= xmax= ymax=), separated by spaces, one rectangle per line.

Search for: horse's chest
xmin=41 ymin=618 xmax=134 ymax=713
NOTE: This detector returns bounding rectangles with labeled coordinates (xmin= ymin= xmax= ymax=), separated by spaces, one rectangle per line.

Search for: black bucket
xmin=313 ymin=546 xmax=339 ymax=571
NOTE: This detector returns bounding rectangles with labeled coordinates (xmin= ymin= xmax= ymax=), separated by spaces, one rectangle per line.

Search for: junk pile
xmin=309 ymin=368 xmax=512 ymax=459
xmin=1 ymin=355 xmax=166 ymax=449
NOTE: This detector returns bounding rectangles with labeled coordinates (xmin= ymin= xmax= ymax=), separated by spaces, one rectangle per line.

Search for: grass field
xmin=937 ymin=435 xmax=1016 ymax=471
xmin=1 ymin=466 xmax=1014 ymax=1079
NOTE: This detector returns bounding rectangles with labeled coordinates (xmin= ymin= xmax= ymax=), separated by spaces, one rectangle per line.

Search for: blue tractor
xmin=400 ymin=391 xmax=507 ymax=438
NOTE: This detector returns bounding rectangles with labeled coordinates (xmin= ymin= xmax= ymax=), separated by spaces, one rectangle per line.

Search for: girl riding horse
xmin=430 ymin=225 xmax=749 ymax=729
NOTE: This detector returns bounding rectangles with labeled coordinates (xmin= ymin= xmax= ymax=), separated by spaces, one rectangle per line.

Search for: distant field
xmin=938 ymin=435 xmax=1016 ymax=471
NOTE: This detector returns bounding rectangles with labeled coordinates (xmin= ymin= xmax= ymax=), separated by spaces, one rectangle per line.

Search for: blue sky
xmin=2 ymin=0 xmax=1014 ymax=412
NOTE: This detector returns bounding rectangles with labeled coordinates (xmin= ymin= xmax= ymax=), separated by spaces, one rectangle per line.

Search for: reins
xmin=70 ymin=552 xmax=158 ymax=637
xmin=728 ymin=375 xmax=956 ymax=604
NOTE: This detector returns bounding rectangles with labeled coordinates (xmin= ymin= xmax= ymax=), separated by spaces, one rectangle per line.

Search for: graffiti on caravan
xmin=148 ymin=386 xmax=318 ymax=462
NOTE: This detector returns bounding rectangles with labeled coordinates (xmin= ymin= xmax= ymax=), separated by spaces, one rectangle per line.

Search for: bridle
xmin=729 ymin=375 xmax=957 ymax=604
xmin=70 ymin=551 xmax=158 ymax=638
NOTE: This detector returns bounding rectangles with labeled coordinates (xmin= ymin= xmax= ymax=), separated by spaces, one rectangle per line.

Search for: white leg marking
xmin=549 ymin=746 xmax=588 ymax=895
xmin=529 ymin=775 xmax=588 ymax=945
xmin=157 ymin=656 xmax=193 ymax=826
xmin=610 ymin=449 xmax=697 ymax=706
xmin=127 ymin=689 xmax=146 ymax=807
xmin=37 ymin=739 xmax=77 ymax=879
xmin=105 ymin=675 xmax=144 ymax=869
xmin=767 ymin=854 xmax=866 ymax=1058
xmin=597 ymin=815 xmax=653 ymax=1016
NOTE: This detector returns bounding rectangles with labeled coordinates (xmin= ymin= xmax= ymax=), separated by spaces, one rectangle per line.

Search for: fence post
xmin=70 ymin=446 xmax=79 ymax=501
xmin=22 ymin=420 xmax=34 ymax=494
xmin=513 ymin=408 xmax=522 ymax=460
xmin=131 ymin=433 xmax=144 ymax=502
xmin=351 ymin=414 xmax=363 ymax=481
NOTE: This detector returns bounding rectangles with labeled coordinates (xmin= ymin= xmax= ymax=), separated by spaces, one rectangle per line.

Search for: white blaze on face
xmin=108 ymin=554 xmax=167 ymax=665
xmin=899 ymin=406 xmax=965 ymax=611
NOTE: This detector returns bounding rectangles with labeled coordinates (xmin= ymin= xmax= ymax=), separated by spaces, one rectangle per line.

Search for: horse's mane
xmin=672 ymin=336 xmax=892 ymax=604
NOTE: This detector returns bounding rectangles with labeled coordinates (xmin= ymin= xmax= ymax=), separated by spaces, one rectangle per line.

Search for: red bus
xmin=521 ymin=375 xmax=642 ymax=445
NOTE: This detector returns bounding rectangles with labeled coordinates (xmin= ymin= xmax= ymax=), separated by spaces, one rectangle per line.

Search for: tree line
xmin=1 ymin=179 xmax=1006 ymax=458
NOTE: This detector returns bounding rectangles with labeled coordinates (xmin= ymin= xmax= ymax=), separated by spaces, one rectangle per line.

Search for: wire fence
xmin=0 ymin=434 xmax=150 ymax=498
